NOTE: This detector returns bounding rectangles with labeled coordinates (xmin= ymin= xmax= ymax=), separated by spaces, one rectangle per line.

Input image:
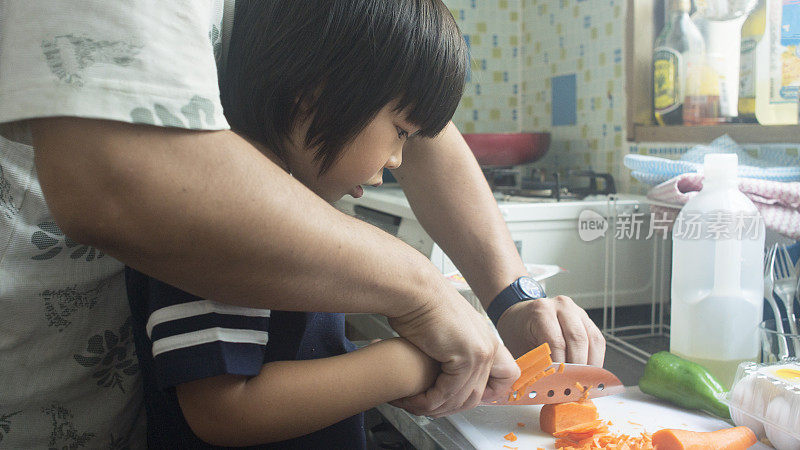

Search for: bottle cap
xmin=703 ymin=153 xmax=738 ymax=184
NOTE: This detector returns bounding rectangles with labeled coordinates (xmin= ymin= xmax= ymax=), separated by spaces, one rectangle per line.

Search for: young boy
xmin=127 ymin=0 xmax=469 ymax=448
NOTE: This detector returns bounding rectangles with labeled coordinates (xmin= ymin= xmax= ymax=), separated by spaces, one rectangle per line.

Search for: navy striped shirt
xmin=126 ymin=268 xmax=365 ymax=449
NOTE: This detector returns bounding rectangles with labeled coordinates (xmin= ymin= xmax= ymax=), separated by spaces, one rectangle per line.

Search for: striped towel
xmin=646 ymin=174 xmax=800 ymax=240
xmin=624 ymin=135 xmax=800 ymax=186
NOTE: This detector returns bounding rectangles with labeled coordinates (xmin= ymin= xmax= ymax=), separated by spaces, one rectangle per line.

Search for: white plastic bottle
xmin=670 ymin=154 xmax=765 ymax=389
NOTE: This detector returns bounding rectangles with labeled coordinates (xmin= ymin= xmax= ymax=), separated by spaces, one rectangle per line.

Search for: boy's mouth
xmin=349 ymin=185 xmax=364 ymax=198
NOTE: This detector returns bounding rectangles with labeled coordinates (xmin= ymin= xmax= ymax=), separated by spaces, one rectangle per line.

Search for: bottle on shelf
xmin=670 ymin=154 xmax=765 ymax=390
xmin=683 ymin=54 xmax=722 ymax=125
xmin=744 ymin=0 xmax=799 ymax=125
xmin=738 ymin=0 xmax=766 ymax=122
xmin=653 ymin=0 xmax=708 ymax=126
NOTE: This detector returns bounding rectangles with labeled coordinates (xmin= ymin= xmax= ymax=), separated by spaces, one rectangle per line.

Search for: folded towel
xmin=625 ymin=135 xmax=800 ymax=186
xmin=646 ymin=174 xmax=800 ymax=240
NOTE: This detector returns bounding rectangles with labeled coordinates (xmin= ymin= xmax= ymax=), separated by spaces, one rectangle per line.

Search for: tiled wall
xmin=448 ymin=0 xmax=631 ymax=190
xmin=448 ymin=0 xmax=523 ymax=134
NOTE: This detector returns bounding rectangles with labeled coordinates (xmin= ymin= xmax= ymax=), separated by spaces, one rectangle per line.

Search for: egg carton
xmin=720 ymin=359 xmax=800 ymax=450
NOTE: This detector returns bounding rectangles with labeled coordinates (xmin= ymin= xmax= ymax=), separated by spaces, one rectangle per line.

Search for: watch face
xmin=518 ymin=277 xmax=545 ymax=299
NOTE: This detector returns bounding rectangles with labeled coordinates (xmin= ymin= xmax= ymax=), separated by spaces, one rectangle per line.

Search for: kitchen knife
xmin=482 ymin=363 xmax=625 ymax=406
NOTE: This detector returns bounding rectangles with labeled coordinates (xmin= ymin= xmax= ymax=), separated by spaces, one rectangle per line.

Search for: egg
xmin=764 ymin=395 xmax=800 ymax=450
xmin=730 ymin=374 xmax=767 ymax=436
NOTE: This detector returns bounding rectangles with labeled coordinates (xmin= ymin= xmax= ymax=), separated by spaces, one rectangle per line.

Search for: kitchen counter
xmin=373 ymin=403 xmax=477 ymax=450
xmin=374 ymin=388 xmax=771 ymax=450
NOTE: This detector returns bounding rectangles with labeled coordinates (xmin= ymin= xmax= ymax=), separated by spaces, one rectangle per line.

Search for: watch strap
xmin=486 ymin=276 xmax=544 ymax=326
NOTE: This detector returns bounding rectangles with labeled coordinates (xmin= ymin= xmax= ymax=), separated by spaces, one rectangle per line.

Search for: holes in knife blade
xmin=547 ymin=390 xmax=555 ymax=397
xmin=564 ymin=388 xmax=571 ymax=396
xmin=511 ymin=391 xmax=519 ymax=400
xmin=598 ymin=383 xmax=605 ymax=391
xmin=528 ymin=391 xmax=537 ymax=399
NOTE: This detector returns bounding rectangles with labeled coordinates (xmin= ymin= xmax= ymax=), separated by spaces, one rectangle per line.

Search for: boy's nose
xmin=385 ymin=154 xmax=402 ymax=170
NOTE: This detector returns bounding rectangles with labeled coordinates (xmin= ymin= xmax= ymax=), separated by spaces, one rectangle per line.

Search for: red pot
xmin=462 ymin=132 xmax=551 ymax=167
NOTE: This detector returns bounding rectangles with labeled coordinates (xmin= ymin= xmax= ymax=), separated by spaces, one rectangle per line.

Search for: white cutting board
xmin=447 ymin=387 xmax=771 ymax=449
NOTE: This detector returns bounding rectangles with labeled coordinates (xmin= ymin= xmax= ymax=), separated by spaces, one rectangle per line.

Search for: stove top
xmin=482 ymin=166 xmax=616 ymax=201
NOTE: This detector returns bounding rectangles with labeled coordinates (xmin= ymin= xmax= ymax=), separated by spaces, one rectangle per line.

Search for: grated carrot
xmin=547 ymin=418 xmax=655 ymax=449
xmin=503 ymin=431 xmax=518 ymax=442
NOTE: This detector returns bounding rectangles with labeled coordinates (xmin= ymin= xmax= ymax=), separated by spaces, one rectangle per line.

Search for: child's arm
xmin=176 ymin=337 xmax=438 ymax=447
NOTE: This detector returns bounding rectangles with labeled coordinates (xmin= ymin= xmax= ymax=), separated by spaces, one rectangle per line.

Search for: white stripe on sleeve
xmin=151 ymin=327 xmax=269 ymax=358
xmin=146 ymin=299 xmax=271 ymax=338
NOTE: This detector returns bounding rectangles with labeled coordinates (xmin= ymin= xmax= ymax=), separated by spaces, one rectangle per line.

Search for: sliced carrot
xmin=503 ymin=431 xmax=518 ymax=442
xmin=515 ymin=342 xmax=551 ymax=372
xmin=539 ymin=399 xmax=599 ymax=435
xmin=558 ymin=362 xmax=565 ymax=373
xmin=651 ymin=426 xmax=756 ymax=450
xmin=551 ymin=419 xmax=605 ymax=437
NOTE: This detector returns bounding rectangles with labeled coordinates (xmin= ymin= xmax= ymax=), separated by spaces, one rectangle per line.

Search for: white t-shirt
xmin=0 ymin=1 xmax=232 ymax=447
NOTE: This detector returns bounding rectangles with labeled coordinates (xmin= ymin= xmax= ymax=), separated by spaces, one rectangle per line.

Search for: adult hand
xmin=387 ymin=290 xmax=520 ymax=418
xmin=496 ymin=295 xmax=605 ymax=366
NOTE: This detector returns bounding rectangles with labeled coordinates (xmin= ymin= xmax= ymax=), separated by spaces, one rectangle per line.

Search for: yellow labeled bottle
xmin=738 ymin=0 xmax=766 ymax=122
xmin=653 ymin=0 xmax=706 ymax=125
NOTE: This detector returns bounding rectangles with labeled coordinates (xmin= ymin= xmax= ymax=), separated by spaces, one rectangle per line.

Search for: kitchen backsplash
xmin=446 ymin=0 xmax=798 ymax=195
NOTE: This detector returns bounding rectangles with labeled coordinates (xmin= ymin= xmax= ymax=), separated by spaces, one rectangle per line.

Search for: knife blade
xmin=481 ymin=363 xmax=624 ymax=406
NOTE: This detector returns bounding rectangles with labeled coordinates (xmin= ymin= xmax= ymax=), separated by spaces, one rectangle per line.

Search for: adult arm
xmin=177 ymin=338 xmax=437 ymax=446
xmin=392 ymin=122 xmax=606 ymax=365
xmin=30 ymin=117 xmax=517 ymax=415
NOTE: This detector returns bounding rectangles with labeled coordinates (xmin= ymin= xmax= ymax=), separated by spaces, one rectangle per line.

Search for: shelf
xmin=632 ymin=124 xmax=800 ymax=144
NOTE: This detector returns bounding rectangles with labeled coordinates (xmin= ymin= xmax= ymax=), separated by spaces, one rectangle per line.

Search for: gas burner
xmin=482 ymin=166 xmax=616 ymax=201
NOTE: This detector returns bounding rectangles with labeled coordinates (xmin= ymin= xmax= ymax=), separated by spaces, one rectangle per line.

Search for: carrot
xmin=551 ymin=420 xmax=606 ymax=438
xmin=503 ymin=431 xmax=518 ymax=442
xmin=539 ymin=399 xmax=599 ymax=435
xmin=516 ymin=422 xmax=526 ymax=427
xmin=515 ymin=342 xmax=551 ymax=372
xmin=511 ymin=344 xmax=554 ymax=392
xmin=651 ymin=426 xmax=757 ymax=450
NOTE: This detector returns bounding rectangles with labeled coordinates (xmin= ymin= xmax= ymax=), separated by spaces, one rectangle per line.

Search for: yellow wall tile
xmin=493 ymin=48 xmax=502 ymax=58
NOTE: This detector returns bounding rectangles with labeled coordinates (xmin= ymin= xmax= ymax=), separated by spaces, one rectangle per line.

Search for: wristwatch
xmin=486 ymin=276 xmax=546 ymax=326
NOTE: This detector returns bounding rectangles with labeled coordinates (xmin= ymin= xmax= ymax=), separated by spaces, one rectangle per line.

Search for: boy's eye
xmin=396 ymin=126 xmax=409 ymax=140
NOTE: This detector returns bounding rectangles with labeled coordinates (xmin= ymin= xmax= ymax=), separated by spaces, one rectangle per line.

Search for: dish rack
xmin=600 ymin=196 xmax=673 ymax=365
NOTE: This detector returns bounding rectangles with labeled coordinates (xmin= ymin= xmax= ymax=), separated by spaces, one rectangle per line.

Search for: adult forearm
xmin=31 ymin=118 xmax=441 ymax=317
xmin=393 ymin=123 xmax=527 ymax=307
xmin=177 ymin=338 xmax=436 ymax=446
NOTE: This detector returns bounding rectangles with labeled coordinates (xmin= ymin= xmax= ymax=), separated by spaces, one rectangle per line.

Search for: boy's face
xmin=286 ymin=102 xmax=419 ymax=203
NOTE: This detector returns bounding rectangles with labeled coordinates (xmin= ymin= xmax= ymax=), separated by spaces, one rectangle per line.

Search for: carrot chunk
xmin=651 ymin=426 xmax=757 ymax=450
xmin=503 ymin=431 xmax=518 ymax=442
xmin=539 ymin=399 xmax=599 ymax=435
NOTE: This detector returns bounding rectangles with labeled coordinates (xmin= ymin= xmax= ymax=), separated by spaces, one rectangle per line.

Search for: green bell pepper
xmin=638 ymin=351 xmax=730 ymax=419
